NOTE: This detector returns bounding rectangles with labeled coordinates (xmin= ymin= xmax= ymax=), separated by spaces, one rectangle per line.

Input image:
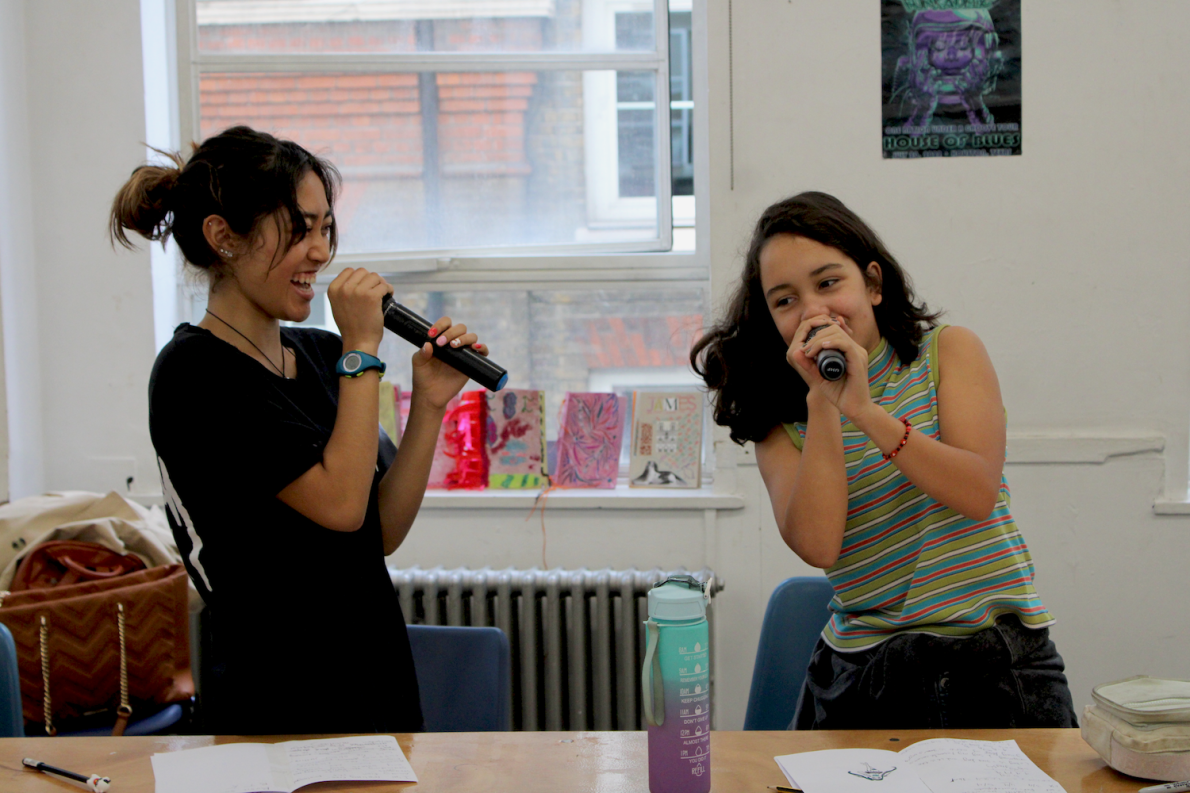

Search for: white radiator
xmin=390 ymin=566 xmax=724 ymax=731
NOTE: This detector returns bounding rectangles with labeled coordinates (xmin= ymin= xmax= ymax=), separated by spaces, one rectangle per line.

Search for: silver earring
xmin=219 ymin=248 xmax=233 ymax=258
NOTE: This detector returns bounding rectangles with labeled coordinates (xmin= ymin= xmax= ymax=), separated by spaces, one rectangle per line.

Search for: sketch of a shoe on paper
xmin=631 ymin=460 xmax=686 ymax=486
xmin=848 ymin=762 xmax=897 ymax=781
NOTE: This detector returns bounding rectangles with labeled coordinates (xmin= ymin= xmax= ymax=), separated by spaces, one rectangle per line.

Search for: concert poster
xmin=882 ymin=0 xmax=1022 ymax=159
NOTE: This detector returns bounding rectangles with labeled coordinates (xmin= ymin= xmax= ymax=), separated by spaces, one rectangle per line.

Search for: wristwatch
xmin=336 ymin=350 xmax=386 ymax=378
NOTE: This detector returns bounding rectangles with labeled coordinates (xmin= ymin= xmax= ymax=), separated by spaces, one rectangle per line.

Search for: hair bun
xmin=109 ymin=152 xmax=186 ymax=249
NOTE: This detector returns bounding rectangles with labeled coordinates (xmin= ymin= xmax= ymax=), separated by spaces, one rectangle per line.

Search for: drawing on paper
xmin=848 ymin=762 xmax=898 ymax=781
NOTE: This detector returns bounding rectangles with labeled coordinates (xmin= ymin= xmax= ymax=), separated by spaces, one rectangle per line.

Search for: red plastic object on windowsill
xmin=442 ymin=389 xmax=489 ymax=490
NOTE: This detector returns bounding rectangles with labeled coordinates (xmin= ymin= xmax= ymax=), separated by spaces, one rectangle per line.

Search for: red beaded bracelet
xmin=883 ymin=416 xmax=913 ymax=461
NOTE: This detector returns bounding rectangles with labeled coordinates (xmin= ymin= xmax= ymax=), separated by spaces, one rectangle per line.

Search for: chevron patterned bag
xmin=0 ymin=563 xmax=193 ymax=735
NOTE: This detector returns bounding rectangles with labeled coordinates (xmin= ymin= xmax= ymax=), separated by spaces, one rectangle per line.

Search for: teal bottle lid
xmin=647 ymin=576 xmax=709 ymax=621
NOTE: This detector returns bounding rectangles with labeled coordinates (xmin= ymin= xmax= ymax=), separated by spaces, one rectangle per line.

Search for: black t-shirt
xmin=149 ymin=323 xmax=422 ymax=734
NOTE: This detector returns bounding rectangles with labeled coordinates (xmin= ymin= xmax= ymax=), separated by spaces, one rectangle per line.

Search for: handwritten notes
xmin=775 ymin=739 xmax=1063 ymax=793
xmin=151 ymin=735 xmax=418 ymax=793
xmin=900 ymin=739 xmax=1065 ymax=793
xmin=777 ymin=748 xmax=931 ymax=793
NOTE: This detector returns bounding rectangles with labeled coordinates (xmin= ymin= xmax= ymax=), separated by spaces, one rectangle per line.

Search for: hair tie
xmin=159 ymin=167 xmax=181 ymax=192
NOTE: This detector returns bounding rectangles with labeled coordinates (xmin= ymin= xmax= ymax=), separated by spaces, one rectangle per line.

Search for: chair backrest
xmin=407 ymin=625 xmax=511 ymax=732
xmin=743 ymin=576 xmax=834 ymax=730
xmin=0 ymin=623 xmax=24 ymax=737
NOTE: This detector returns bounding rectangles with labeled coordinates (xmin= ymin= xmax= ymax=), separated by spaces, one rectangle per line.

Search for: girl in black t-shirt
xmin=111 ymin=126 xmax=488 ymax=734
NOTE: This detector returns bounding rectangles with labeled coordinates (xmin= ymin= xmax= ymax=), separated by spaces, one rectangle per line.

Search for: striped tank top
xmin=784 ymin=325 xmax=1053 ymax=652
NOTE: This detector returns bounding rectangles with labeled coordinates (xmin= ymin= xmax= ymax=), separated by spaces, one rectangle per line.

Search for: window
xmin=167 ymin=0 xmax=709 ymax=481
xmin=180 ymin=0 xmax=698 ymax=263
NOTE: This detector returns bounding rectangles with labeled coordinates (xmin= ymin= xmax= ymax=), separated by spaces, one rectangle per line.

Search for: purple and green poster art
xmin=882 ymin=0 xmax=1021 ymax=159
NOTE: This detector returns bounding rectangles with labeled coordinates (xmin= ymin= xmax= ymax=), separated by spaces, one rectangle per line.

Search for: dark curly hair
xmin=691 ymin=191 xmax=941 ymax=444
xmin=109 ymin=125 xmax=340 ymax=281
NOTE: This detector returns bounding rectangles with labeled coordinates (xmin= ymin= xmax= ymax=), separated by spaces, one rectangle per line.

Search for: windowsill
xmin=420 ymin=484 xmax=744 ymax=510
xmin=129 ymin=485 xmax=745 ymax=511
xmin=1152 ymin=499 xmax=1190 ymax=516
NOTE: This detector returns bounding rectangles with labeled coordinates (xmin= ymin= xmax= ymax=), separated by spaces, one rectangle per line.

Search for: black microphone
xmin=381 ymin=295 xmax=509 ymax=392
xmin=804 ymin=324 xmax=846 ymax=381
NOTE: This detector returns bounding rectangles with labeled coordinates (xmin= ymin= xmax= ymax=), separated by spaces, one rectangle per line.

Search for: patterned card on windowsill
xmin=552 ymin=393 xmax=624 ymax=489
xmin=628 ymin=391 xmax=703 ymax=489
xmin=485 ymin=389 xmax=547 ymax=489
xmin=379 ymin=380 xmax=401 ymax=447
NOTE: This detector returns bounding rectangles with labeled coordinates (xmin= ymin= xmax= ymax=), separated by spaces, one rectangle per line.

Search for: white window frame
xmin=175 ymin=0 xmax=709 ymax=290
xmin=582 ymin=0 xmax=658 ymax=231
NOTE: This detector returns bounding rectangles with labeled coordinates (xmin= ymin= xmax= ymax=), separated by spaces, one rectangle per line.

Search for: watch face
xmin=344 ymin=352 xmax=362 ymax=372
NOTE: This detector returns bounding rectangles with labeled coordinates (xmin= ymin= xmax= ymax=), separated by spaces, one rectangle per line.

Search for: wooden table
xmin=0 ymin=729 xmax=1144 ymax=792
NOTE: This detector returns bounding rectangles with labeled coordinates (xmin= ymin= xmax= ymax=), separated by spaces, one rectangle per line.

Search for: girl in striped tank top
xmin=692 ymin=192 xmax=1075 ymax=730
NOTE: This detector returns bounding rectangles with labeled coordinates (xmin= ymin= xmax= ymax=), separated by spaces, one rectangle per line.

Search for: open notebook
xmin=150 ymin=735 xmax=417 ymax=793
xmin=775 ymin=738 xmax=1063 ymax=793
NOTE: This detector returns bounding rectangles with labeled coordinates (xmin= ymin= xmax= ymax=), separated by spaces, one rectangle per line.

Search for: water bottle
xmin=642 ymin=575 xmax=711 ymax=793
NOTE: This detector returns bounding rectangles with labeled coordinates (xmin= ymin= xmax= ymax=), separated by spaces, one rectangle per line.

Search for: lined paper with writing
xmin=151 ymin=735 xmax=417 ymax=793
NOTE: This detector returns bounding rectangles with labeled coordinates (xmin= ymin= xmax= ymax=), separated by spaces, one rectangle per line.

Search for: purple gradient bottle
xmin=642 ymin=576 xmax=711 ymax=793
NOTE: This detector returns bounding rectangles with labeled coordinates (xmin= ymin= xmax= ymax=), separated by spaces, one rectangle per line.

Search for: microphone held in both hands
xmin=380 ymin=295 xmax=508 ymax=392
xmin=804 ymin=324 xmax=846 ymax=381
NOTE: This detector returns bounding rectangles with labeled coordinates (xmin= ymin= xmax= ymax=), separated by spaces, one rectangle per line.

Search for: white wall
xmin=0 ymin=0 xmax=42 ymax=500
xmin=2 ymin=0 xmax=158 ymax=499
xmin=700 ymin=0 xmax=1190 ymax=724
xmin=2 ymin=0 xmax=1189 ymax=732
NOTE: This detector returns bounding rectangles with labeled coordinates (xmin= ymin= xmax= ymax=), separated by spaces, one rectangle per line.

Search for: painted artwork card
xmin=485 ymin=389 xmax=547 ymax=489
xmin=882 ymin=0 xmax=1022 ymax=159
xmin=378 ymin=380 xmax=401 ymax=447
xmin=553 ymin=393 xmax=624 ymax=489
xmin=397 ymin=387 xmax=412 ymax=437
xmin=629 ymin=391 xmax=703 ymax=488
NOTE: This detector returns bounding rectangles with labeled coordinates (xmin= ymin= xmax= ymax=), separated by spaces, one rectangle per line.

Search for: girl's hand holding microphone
xmin=788 ymin=315 xmax=872 ymax=419
xmin=328 ymin=267 xmax=393 ymax=356
xmin=414 ymin=318 xmax=488 ymax=411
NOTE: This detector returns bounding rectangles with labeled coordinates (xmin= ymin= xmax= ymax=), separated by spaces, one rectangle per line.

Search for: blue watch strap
xmin=336 ymin=350 xmax=386 ymax=378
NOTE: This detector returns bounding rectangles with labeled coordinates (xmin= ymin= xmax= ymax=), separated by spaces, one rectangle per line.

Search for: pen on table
xmin=1139 ymin=782 xmax=1190 ymax=793
xmin=768 ymin=786 xmax=802 ymax=792
xmin=21 ymin=758 xmax=111 ymax=792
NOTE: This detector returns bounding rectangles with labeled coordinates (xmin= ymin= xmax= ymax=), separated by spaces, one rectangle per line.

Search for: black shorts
xmin=790 ymin=614 xmax=1078 ymax=730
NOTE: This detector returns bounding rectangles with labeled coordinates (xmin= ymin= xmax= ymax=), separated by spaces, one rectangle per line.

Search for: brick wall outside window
xmin=198 ymin=12 xmax=585 ymax=252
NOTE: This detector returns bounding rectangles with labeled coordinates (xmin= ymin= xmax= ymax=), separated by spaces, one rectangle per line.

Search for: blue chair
xmin=0 ymin=623 xmax=24 ymax=737
xmin=407 ymin=625 xmax=510 ymax=732
xmin=57 ymin=703 xmax=185 ymax=737
xmin=743 ymin=576 xmax=835 ymax=730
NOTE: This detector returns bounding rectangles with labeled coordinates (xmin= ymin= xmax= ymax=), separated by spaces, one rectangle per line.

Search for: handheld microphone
xmin=804 ymin=324 xmax=846 ymax=381
xmin=381 ymin=295 xmax=509 ymax=392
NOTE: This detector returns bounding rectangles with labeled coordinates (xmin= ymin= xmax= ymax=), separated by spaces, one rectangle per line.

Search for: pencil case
xmin=1093 ymin=676 xmax=1190 ymax=724
xmin=1082 ymin=676 xmax=1190 ymax=781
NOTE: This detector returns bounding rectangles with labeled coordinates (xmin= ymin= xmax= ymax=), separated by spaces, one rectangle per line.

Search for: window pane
xmin=200 ymin=69 xmax=661 ymax=253
xmin=669 ymin=10 xmax=693 ymax=197
xmin=617 ymin=108 xmax=654 ymax=198
xmin=196 ymin=0 xmax=657 ymax=54
xmin=616 ymin=70 xmax=656 ymax=198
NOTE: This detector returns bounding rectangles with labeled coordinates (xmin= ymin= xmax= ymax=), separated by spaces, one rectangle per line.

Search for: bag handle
xmin=39 ymin=616 xmax=55 ymax=736
xmin=112 ymin=603 xmax=132 ymax=737
xmin=641 ymin=619 xmax=664 ymax=727
xmin=37 ymin=605 xmax=133 ymax=737
xmin=58 ymin=556 xmax=127 ymax=580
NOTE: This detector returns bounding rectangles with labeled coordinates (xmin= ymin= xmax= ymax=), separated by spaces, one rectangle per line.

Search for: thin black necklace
xmin=204 ymin=308 xmax=289 ymax=379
